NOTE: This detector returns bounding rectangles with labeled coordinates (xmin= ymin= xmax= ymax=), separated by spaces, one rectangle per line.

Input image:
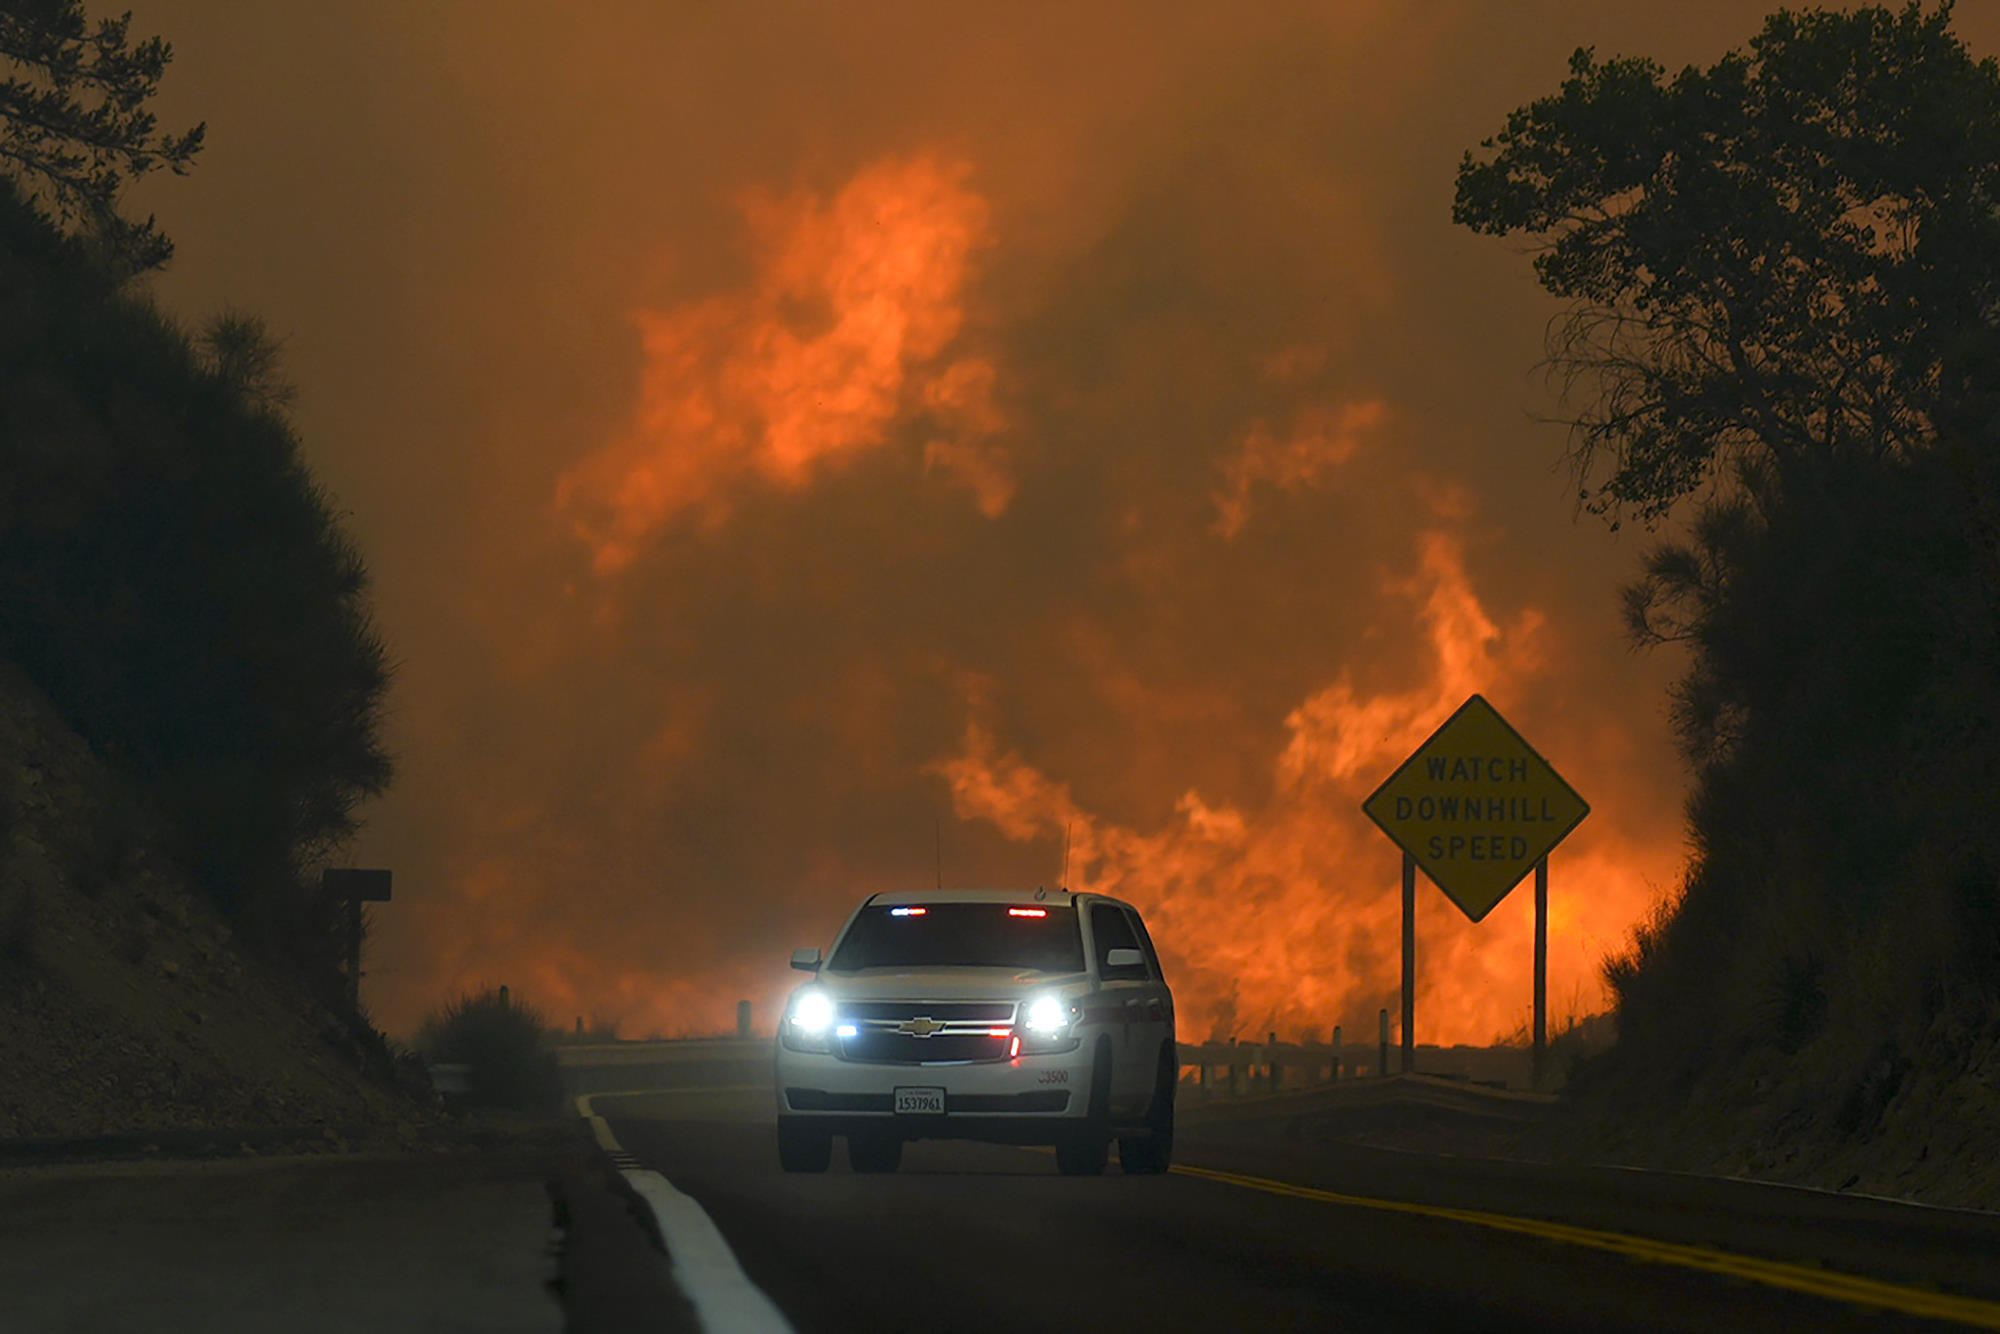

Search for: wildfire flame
xmin=402 ymin=152 xmax=1682 ymax=1048
xmin=557 ymin=154 xmax=1007 ymax=572
xmin=408 ymin=520 xmax=1674 ymax=1043
xmin=936 ymin=529 xmax=1675 ymax=1044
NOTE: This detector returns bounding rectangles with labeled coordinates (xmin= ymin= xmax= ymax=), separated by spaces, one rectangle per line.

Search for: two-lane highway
xmin=595 ymin=1084 xmax=2000 ymax=1333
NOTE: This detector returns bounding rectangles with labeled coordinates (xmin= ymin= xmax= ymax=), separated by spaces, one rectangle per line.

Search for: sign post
xmin=1363 ymin=695 xmax=1587 ymax=1087
xmin=322 ymin=868 xmax=393 ymax=1011
xmin=1401 ymin=852 xmax=1415 ymax=1073
xmin=1534 ymin=856 xmax=1549 ymax=1084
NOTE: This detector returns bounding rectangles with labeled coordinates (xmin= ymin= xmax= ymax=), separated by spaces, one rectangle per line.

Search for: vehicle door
xmin=1123 ymin=906 xmax=1174 ymax=1091
xmin=1087 ymin=901 xmax=1151 ymax=1116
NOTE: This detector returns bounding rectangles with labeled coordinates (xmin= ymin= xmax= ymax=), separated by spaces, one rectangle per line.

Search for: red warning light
xmin=1007 ymin=907 xmax=1047 ymax=918
xmin=890 ymin=906 xmax=928 ymax=917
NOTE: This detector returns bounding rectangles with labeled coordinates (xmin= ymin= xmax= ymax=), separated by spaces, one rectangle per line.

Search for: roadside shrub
xmin=416 ymin=987 xmax=563 ymax=1114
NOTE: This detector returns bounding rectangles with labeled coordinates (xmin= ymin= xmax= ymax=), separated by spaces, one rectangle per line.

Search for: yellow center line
xmin=1172 ymin=1163 xmax=2000 ymax=1329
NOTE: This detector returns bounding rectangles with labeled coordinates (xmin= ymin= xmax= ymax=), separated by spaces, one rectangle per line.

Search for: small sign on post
xmin=1363 ymin=695 xmax=1588 ymax=1085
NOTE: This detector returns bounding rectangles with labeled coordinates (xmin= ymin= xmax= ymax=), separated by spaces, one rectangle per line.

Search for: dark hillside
xmin=1456 ymin=3 xmax=2000 ymax=1204
xmin=0 ymin=658 xmax=417 ymax=1139
xmin=0 ymin=178 xmax=390 ymax=995
xmin=1564 ymin=448 xmax=2000 ymax=1207
xmin=0 ymin=0 xmax=417 ymax=1143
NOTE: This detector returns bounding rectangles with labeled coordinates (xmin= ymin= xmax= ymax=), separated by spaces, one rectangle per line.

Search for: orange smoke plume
xmin=558 ymin=154 xmax=1006 ymax=572
xmin=1212 ymin=398 xmax=1387 ymax=539
xmin=936 ymin=529 xmax=1676 ymax=1044
xmin=415 ymin=850 xmax=781 ymax=1040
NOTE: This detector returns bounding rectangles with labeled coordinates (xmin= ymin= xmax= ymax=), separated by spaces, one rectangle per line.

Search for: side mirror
xmin=790 ymin=947 xmax=822 ymax=973
xmin=1105 ymin=947 xmax=1144 ymax=970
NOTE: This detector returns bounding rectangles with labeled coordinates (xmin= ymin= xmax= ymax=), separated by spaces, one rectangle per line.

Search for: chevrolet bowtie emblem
xmin=897 ymin=1017 xmax=944 ymax=1037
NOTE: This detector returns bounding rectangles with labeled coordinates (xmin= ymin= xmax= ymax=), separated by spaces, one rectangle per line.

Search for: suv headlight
xmin=782 ymin=988 xmax=836 ymax=1053
xmin=1017 ymin=991 xmax=1080 ymax=1054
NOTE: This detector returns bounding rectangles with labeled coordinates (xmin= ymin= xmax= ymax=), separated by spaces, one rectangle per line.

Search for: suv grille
xmin=833 ymin=1001 xmax=1020 ymax=1065
xmin=838 ymin=1031 xmax=1012 ymax=1064
xmin=841 ymin=1001 xmax=1015 ymax=1022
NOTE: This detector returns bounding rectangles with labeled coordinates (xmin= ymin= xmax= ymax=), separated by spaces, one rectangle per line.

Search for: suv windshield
xmin=828 ymin=903 xmax=1085 ymax=974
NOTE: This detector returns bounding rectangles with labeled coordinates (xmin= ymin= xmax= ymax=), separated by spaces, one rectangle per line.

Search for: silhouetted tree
xmin=1458 ymin=4 xmax=2000 ymax=1153
xmin=1454 ymin=1 xmax=2000 ymax=527
xmin=0 ymin=178 xmax=392 ymax=995
xmin=0 ymin=0 xmax=203 ymax=272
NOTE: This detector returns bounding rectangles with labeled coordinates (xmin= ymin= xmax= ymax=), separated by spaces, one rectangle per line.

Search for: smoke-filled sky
xmin=128 ymin=2 xmax=1998 ymax=1044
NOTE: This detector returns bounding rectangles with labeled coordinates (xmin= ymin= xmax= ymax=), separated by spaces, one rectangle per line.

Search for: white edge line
xmin=575 ymin=1094 xmax=795 ymax=1334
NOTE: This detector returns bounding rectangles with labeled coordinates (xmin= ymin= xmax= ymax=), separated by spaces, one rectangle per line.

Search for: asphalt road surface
xmin=0 ymin=1149 xmax=563 ymax=1334
xmin=599 ymin=1085 xmax=2000 ymax=1334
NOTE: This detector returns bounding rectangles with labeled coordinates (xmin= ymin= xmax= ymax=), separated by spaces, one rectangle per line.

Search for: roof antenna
xmin=934 ymin=814 xmax=943 ymax=891
xmin=1061 ymin=819 xmax=1073 ymax=892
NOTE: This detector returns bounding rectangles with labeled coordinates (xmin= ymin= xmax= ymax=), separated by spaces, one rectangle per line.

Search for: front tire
xmin=1119 ymin=1045 xmax=1176 ymax=1175
xmin=777 ymin=1117 xmax=831 ymax=1173
xmin=847 ymin=1131 xmax=902 ymax=1174
xmin=1057 ymin=1041 xmax=1113 ymax=1176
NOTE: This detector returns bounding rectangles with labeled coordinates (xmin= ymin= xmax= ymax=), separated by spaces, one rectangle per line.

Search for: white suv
xmin=775 ymin=888 xmax=1176 ymax=1176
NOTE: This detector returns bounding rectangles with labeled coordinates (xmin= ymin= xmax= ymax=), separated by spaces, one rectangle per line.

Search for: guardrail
xmin=1179 ymin=1070 xmax=1556 ymax=1134
xmin=1178 ymin=1036 xmax=1536 ymax=1096
xmin=550 ymin=1039 xmax=761 ymax=1067
xmin=553 ymin=1038 xmax=769 ymax=1097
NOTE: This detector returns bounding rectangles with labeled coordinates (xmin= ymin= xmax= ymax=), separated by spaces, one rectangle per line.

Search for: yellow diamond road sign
xmin=1363 ymin=694 xmax=1588 ymax=923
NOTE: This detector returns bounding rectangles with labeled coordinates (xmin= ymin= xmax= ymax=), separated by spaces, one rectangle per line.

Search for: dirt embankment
xmin=0 ymin=660 xmax=424 ymax=1142
xmin=1554 ymin=1013 xmax=2000 ymax=1212
xmin=1186 ymin=1018 xmax=2000 ymax=1213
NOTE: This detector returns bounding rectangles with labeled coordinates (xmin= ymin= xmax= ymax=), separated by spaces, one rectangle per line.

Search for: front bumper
xmin=775 ymin=1044 xmax=1093 ymax=1140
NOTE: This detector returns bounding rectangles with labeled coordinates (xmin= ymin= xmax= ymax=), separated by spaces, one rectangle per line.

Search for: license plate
xmin=893 ymin=1086 xmax=945 ymax=1115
